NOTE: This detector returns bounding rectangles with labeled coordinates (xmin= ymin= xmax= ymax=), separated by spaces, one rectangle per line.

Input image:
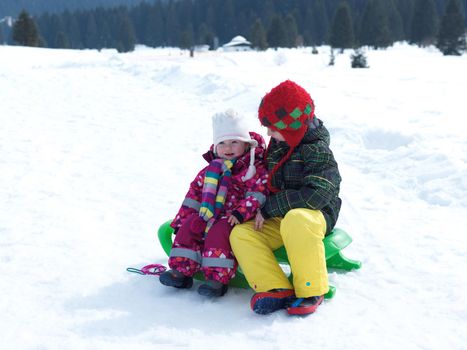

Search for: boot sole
xmin=197 ymin=284 xmax=228 ymax=297
xmin=159 ymin=273 xmax=193 ymax=289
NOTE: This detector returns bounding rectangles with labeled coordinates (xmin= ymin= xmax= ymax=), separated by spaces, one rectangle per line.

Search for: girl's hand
xmin=227 ymin=215 xmax=240 ymax=226
xmin=255 ymin=211 xmax=265 ymax=231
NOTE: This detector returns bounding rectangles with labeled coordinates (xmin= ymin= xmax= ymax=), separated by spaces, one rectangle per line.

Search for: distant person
xmin=230 ymin=80 xmax=342 ymax=315
xmin=159 ymin=109 xmax=268 ymax=297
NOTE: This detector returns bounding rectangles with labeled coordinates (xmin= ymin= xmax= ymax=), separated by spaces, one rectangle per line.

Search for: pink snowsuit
xmin=169 ymin=132 xmax=268 ymax=284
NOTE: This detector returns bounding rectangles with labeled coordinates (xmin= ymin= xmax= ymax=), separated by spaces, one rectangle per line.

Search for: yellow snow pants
xmin=230 ymin=208 xmax=328 ymax=298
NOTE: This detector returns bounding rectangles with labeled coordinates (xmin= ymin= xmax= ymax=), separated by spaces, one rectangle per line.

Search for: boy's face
xmin=216 ymin=139 xmax=248 ymax=160
xmin=267 ymin=128 xmax=285 ymax=142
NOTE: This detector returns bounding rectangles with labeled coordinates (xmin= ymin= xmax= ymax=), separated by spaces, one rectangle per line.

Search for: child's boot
xmin=286 ymin=295 xmax=324 ymax=316
xmin=250 ymin=289 xmax=295 ymax=315
xmin=159 ymin=269 xmax=193 ymax=289
xmin=198 ymin=280 xmax=228 ymax=297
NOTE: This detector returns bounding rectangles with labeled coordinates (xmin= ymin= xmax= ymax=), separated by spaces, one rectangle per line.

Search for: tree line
xmin=0 ymin=0 xmax=146 ymax=18
xmin=7 ymin=0 xmax=467 ymax=55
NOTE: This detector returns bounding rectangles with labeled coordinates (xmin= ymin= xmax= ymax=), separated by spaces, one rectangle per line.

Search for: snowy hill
xmin=0 ymin=44 xmax=466 ymax=350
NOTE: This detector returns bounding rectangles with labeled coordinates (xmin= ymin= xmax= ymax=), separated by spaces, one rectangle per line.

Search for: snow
xmin=1 ymin=43 xmax=466 ymax=350
xmin=223 ymin=35 xmax=252 ymax=48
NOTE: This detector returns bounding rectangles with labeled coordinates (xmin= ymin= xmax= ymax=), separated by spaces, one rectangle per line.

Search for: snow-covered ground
xmin=1 ymin=43 xmax=466 ymax=350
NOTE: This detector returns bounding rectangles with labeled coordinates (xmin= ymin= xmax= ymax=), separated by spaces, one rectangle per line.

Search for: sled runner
xmin=157 ymin=220 xmax=361 ymax=299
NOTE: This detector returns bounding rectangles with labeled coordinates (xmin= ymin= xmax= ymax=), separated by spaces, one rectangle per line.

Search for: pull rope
xmin=126 ymin=264 xmax=167 ymax=276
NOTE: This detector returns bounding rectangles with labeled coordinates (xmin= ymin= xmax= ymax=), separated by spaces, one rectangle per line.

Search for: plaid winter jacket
xmin=261 ymin=117 xmax=342 ymax=234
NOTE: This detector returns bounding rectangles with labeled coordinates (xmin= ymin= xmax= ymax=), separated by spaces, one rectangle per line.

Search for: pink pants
xmin=168 ymin=214 xmax=237 ymax=284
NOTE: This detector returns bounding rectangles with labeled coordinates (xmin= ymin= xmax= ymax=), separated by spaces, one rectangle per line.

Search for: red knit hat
xmin=258 ymin=80 xmax=315 ymax=192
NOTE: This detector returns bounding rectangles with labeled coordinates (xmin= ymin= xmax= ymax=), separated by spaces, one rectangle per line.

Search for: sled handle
xmin=157 ymin=220 xmax=175 ymax=256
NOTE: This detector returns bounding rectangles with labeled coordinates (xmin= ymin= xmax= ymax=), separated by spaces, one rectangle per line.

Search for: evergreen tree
xmin=330 ymin=1 xmax=355 ymax=52
xmin=116 ymin=13 xmax=136 ymax=52
xmin=34 ymin=13 xmax=49 ymax=46
xmin=0 ymin=25 xmax=4 ymax=44
xmin=235 ymin=6 xmax=250 ymax=39
xmin=12 ymin=10 xmax=40 ymax=46
xmin=40 ymin=18 xmax=58 ymax=47
xmin=220 ymin=0 xmax=236 ymax=42
xmin=359 ymin=0 xmax=392 ymax=49
xmin=143 ymin=3 xmax=164 ymax=47
xmin=267 ymin=15 xmax=288 ymax=48
xmin=94 ymin=8 xmax=112 ymax=49
xmin=437 ymin=0 xmax=466 ymax=55
xmin=410 ymin=0 xmax=439 ymax=46
xmin=249 ymin=18 xmax=268 ymax=50
xmin=433 ymin=0 xmax=447 ymax=14
xmin=384 ymin=0 xmax=405 ymax=42
xmin=178 ymin=0 xmax=195 ymax=44
xmin=311 ymin=0 xmax=329 ymax=45
xmin=394 ymin=0 xmax=415 ymax=38
xmin=302 ymin=9 xmax=314 ymax=45
xmin=291 ymin=7 xmax=304 ymax=37
xmin=83 ymin=12 xmax=98 ymax=48
xmin=99 ymin=19 xmax=112 ymax=49
xmin=203 ymin=2 xmax=216 ymax=35
xmin=197 ymin=22 xmax=214 ymax=47
xmin=179 ymin=30 xmax=193 ymax=49
xmin=284 ymin=13 xmax=298 ymax=47
xmin=49 ymin=14 xmax=66 ymax=48
xmin=165 ymin=2 xmax=180 ymax=46
xmin=63 ymin=11 xmax=82 ymax=49
xmin=351 ymin=48 xmax=369 ymax=68
xmin=262 ymin=0 xmax=277 ymax=29
xmin=55 ymin=31 xmax=69 ymax=48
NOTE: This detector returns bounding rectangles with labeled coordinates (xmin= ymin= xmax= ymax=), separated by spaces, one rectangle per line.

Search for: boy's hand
xmin=255 ymin=211 xmax=265 ymax=231
xmin=227 ymin=215 xmax=240 ymax=226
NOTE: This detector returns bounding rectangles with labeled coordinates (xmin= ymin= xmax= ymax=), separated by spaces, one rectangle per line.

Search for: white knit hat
xmin=212 ymin=109 xmax=258 ymax=148
xmin=212 ymin=109 xmax=258 ymax=181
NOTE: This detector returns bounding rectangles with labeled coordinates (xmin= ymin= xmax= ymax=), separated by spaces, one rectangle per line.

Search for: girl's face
xmin=267 ymin=128 xmax=285 ymax=142
xmin=216 ymin=139 xmax=248 ymax=160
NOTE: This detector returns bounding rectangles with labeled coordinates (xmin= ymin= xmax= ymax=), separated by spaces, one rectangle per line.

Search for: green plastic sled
xmin=157 ymin=220 xmax=361 ymax=299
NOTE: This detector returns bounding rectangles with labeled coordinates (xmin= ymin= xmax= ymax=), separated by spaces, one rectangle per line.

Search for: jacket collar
xmin=202 ymin=132 xmax=267 ymax=172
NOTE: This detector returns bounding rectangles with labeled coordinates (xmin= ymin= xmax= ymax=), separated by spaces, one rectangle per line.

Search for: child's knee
xmin=281 ymin=209 xmax=326 ymax=239
xmin=229 ymin=225 xmax=242 ymax=248
xmin=230 ymin=223 xmax=254 ymax=251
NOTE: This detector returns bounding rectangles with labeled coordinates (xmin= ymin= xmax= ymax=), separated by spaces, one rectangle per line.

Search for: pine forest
xmin=1 ymin=0 xmax=466 ymax=55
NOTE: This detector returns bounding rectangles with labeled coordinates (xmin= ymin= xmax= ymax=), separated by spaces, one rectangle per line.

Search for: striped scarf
xmin=199 ymin=158 xmax=236 ymax=232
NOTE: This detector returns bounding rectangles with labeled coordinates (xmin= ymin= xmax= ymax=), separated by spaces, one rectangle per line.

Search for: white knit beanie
xmin=212 ymin=109 xmax=258 ymax=181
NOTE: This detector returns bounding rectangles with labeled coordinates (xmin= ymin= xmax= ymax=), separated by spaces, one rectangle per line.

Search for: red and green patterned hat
xmin=258 ymin=80 xmax=315 ymax=192
xmin=258 ymin=80 xmax=315 ymax=149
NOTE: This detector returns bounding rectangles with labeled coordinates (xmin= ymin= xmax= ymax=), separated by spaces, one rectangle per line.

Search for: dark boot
xmin=250 ymin=289 xmax=295 ymax=315
xmin=197 ymin=280 xmax=228 ymax=297
xmin=287 ymin=295 xmax=324 ymax=316
xmin=159 ymin=269 xmax=193 ymax=289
